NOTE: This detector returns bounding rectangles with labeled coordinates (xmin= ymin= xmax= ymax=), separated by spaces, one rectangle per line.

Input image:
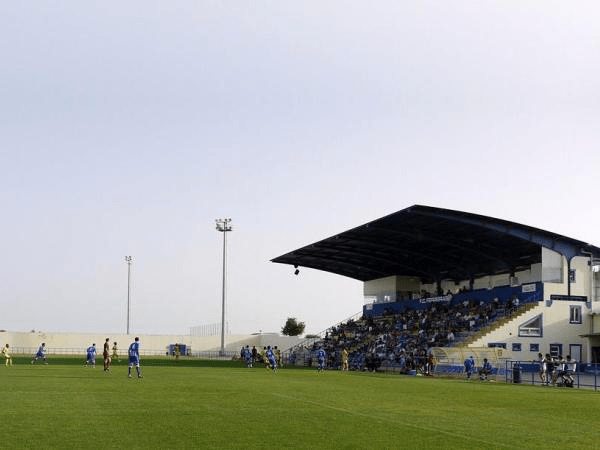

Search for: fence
xmin=434 ymin=358 xmax=600 ymax=390
xmin=284 ymin=311 xmax=365 ymax=357
xmin=12 ymin=347 xmax=237 ymax=359
xmin=505 ymin=360 xmax=600 ymax=391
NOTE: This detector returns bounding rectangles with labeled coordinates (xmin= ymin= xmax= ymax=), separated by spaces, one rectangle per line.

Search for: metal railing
xmin=11 ymin=347 xmax=237 ymax=359
xmin=283 ymin=310 xmax=364 ymax=356
xmin=505 ymin=360 xmax=600 ymax=390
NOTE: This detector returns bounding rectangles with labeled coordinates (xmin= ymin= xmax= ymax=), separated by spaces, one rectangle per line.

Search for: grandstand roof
xmin=271 ymin=205 xmax=600 ymax=283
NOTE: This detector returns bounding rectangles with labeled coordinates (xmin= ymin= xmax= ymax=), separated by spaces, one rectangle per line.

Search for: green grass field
xmin=2 ymin=357 xmax=598 ymax=449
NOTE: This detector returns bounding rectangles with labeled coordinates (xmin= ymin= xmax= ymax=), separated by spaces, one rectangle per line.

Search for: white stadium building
xmin=272 ymin=205 xmax=600 ymax=364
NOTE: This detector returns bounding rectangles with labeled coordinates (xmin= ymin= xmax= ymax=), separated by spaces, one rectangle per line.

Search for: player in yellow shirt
xmin=112 ymin=342 xmax=119 ymax=363
xmin=2 ymin=344 xmax=13 ymax=367
xmin=341 ymin=348 xmax=349 ymax=371
xmin=103 ymin=338 xmax=112 ymax=373
xmin=274 ymin=346 xmax=282 ymax=368
xmin=260 ymin=347 xmax=269 ymax=369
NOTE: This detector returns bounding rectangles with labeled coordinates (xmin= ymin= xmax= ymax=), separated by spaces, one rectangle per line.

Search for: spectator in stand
xmin=397 ymin=351 xmax=407 ymax=373
xmin=365 ymin=352 xmax=374 ymax=372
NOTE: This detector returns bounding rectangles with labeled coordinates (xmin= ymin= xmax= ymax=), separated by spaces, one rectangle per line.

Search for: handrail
xmin=283 ymin=310 xmax=364 ymax=355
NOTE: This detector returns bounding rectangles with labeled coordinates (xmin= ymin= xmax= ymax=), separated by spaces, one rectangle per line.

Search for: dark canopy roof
xmin=271 ymin=205 xmax=600 ymax=283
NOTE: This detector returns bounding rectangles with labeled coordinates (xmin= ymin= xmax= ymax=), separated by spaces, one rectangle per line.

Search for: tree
xmin=281 ymin=317 xmax=306 ymax=336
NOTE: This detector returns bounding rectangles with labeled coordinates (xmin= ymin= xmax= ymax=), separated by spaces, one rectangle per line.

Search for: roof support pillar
xmin=567 ymin=258 xmax=572 ymax=297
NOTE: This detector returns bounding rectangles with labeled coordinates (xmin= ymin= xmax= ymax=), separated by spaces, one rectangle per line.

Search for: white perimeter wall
xmin=0 ymin=331 xmax=303 ymax=355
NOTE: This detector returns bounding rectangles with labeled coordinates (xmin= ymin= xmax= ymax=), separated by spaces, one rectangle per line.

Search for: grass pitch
xmin=2 ymin=358 xmax=598 ymax=449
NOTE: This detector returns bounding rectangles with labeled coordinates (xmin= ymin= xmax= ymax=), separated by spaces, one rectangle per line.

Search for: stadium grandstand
xmin=272 ymin=205 xmax=600 ymax=382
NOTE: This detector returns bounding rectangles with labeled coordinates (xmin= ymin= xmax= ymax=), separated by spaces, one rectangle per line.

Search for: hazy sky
xmin=1 ymin=1 xmax=599 ymax=336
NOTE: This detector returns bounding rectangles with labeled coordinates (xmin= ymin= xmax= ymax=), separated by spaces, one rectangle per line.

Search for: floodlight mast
xmin=215 ymin=218 xmax=232 ymax=356
xmin=125 ymin=256 xmax=132 ymax=335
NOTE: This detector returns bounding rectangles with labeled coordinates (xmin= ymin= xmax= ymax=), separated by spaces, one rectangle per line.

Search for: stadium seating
xmin=287 ymin=283 xmax=542 ymax=373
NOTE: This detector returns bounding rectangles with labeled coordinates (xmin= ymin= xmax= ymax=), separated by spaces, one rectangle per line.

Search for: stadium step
xmin=459 ymin=302 xmax=539 ymax=346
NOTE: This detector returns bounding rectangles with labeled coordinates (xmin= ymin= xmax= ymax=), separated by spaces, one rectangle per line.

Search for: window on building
xmin=512 ymin=343 xmax=522 ymax=352
xmin=570 ymin=305 xmax=582 ymax=324
xmin=530 ymin=343 xmax=539 ymax=352
xmin=569 ymin=269 xmax=576 ymax=283
xmin=519 ymin=314 xmax=543 ymax=337
xmin=550 ymin=343 xmax=562 ymax=358
xmin=488 ymin=343 xmax=506 ymax=349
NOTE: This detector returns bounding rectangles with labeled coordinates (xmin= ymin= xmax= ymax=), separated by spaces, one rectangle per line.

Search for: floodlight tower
xmin=215 ymin=218 xmax=232 ymax=356
xmin=125 ymin=256 xmax=132 ymax=335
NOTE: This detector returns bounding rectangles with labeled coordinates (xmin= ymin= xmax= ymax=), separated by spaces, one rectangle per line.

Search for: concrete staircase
xmin=459 ymin=302 xmax=540 ymax=347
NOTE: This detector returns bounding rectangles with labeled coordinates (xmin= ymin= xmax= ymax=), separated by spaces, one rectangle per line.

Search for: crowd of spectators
xmin=287 ymin=294 xmax=525 ymax=373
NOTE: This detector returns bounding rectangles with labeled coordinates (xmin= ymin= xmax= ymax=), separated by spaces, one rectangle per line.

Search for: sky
xmin=1 ymin=1 xmax=599 ymax=336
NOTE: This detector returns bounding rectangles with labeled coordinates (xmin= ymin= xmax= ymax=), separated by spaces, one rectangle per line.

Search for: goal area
xmin=431 ymin=347 xmax=511 ymax=380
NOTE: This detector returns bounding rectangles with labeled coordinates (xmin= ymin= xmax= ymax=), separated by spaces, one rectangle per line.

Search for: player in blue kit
xmin=85 ymin=343 xmax=97 ymax=368
xmin=243 ymin=345 xmax=253 ymax=367
xmin=265 ymin=346 xmax=277 ymax=371
xmin=316 ymin=347 xmax=326 ymax=372
xmin=464 ymin=355 xmax=475 ymax=380
xmin=128 ymin=337 xmax=142 ymax=378
xmin=31 ymin=343 xmax=48 ymax=364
